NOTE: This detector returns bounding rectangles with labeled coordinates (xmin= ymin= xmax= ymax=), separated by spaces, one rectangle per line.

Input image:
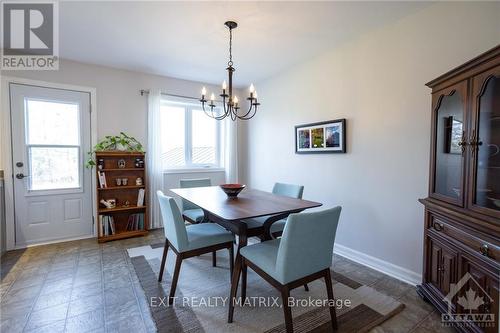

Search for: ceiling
xmin=59 ymin=1 xmax=432 ymax=87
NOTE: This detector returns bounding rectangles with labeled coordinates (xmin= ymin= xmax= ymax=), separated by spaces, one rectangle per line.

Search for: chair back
xmin=272 ymin=182 xmax=304 ymax=199
xmin=180 ymin=178 xmax=211 ymax=211
xmin=275 ymin=207 xmax=342 ymax=283
xmin=157 ymin=191 xmax=189 ymax=252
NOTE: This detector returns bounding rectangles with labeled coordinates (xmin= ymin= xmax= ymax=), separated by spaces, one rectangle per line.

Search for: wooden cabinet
xmin=419 ymin=45 xmax=500 ymax=333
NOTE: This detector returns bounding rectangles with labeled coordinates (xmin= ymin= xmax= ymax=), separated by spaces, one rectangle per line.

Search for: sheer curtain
xmin=224 ymin=118 xmax=238 ymax=183
xmin=147 ymin=89 xmax=164 ymax=228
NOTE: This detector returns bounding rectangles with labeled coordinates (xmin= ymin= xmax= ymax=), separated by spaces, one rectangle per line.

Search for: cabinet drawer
xmin=429 ymin=215 xmax=500 ymax=262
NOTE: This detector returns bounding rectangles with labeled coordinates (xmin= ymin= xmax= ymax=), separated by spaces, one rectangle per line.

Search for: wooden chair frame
xmin=158 ymin=238 xmax=235 ymax=305
xmin=228 ymin=257 xmax=338 ymax=333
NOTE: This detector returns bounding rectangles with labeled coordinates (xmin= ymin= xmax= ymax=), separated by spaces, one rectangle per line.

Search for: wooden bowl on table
xmin=220 ymin=184 xmax=246 ymax=198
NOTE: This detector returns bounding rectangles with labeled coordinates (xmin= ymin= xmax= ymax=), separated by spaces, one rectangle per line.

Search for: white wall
xmin=239 ymin=2 xmax=500 ymax=283
xmin=1 ymin=59 xmax=226 ymax=148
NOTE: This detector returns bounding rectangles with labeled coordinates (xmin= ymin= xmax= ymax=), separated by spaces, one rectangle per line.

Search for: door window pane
xmin=434 ymin=92 xmax=463 ymax=199
xmin=26 ymin=99 xmax=80 ymax=145
xmin=29 ymin=147 xmax=80 ymax=190
xmin=192 ymin=110 xmax=217 ymax=164
xmin=160 ymin=105 xmax=185 ymax=167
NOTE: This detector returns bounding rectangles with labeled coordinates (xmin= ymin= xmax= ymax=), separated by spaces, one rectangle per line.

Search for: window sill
xmin=163 ymin=168 xmax=225 ymax=175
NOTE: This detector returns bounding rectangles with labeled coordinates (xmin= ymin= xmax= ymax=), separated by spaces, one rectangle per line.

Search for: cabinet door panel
xmin=426 ymin=235 xmax=458 ymax=299
xmin=430 ymin=81 xmax=468 ymax=206
xmin=459 ymin=254 xmax=499 ymax=333
xmin=468 ymin=65 xmax=500 ymax=220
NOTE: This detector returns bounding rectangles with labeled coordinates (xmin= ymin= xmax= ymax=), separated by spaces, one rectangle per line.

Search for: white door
xmin=10 ymin=83 xmax=93 ymax=246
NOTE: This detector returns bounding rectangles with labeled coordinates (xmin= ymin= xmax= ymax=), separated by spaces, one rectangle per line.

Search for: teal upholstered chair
xmin=242 ymin=182 xmax=304 ymax=237
xmin=228 ymin=207 xmax=342 ymax=333
xmin=157 ymin=191 xmax=234 ymax=304
xmin=180 ymin=178 xmax=211 ymax=224
xmin=240 ymin=182 xmax=306 ymax=294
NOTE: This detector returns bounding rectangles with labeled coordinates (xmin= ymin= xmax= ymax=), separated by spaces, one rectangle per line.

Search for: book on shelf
xmin=137 ymin=188 xmax=145 ymax=206
xmin=126 ymin=213 xmax=145 ymax=231
xmin=98 ymin=171 xmax=107 ymax=188
xmin=99 ymin=215 xmax=115 ymax=236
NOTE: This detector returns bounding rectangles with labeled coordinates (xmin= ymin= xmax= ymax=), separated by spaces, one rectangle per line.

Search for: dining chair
xmin=241 ymin=182 xmax=306 ymax=293
xmin=228 ymin=206 xmax=342 ymax=333
xmin=156 ymin=191 xmax=235 ymax=304
xmin=242 ymin=182 xmax=304 ymax=239
xmin=180 ymin=178 xmax=211 ymax=224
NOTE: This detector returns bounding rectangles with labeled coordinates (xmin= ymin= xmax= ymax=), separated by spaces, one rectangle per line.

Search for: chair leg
xmin=158 ymin=239 xmax=169 ymax=282
xmin=228 ymin=256 xmax=242 ymax=323
xmin=241 ymin=262 xmax=247 ymax=300
xmin=229 ymin=244 xmax=234 ymax=277
xmin=168 ymin=255 xmax=183 ymax=305
xmin=325 ymin=269 xmax=338 ymax=330
xmin=212 ymin=251 xmax=217 ymax=267
xmin=304 ymin=284 xmax=309 ymax=291
xmin=280 ymin=287 xmax=293 ymax=333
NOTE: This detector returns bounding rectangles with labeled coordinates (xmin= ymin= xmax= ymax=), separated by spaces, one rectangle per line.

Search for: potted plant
xmin=86 ymin=132 xmax=144 ymax=168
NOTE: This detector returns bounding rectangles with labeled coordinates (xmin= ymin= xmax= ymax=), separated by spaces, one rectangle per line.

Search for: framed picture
xmin=444 ymin=116 xmax=463 ymax=154
xmin=295 ymin=118 xmax=346 ymax=154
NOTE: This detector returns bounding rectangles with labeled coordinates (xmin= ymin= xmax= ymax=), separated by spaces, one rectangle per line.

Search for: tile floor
xmin=0 ymin=230 xmax=453 ymax=333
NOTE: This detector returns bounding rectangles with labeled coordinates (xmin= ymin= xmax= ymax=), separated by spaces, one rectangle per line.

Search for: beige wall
xmin=240 ymin=2 xmax=500 ymax=281
xmin=1 ymin=59 xmax=224 ymax=148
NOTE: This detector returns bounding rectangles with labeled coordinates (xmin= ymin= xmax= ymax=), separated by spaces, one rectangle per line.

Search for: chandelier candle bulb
xmin=210 ymin=93 xmax=215 ymax=102
xmin=201 ymin=87 xmax=207 ymax=97
xmin=249 ymin=84 xmax=255 ymax=93
xmin=222 ymin=80 xmax=227 ymax=90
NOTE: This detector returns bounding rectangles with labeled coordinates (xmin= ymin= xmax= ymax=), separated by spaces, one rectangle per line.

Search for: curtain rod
xmin=140 ymin=89 xmax=200 ymax=102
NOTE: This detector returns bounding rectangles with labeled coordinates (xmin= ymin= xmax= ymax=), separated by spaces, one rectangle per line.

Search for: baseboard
xmin=14 ymin=234 xmax=95 ymax=250
xmin=334 ymin=243 xmax=421 ymax=286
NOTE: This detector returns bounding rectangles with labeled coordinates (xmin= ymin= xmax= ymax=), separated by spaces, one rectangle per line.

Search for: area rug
xmin=127 ymin=243 xmax=404 ymax=333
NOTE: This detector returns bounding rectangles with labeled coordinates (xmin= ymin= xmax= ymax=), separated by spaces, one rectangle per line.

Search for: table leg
xmin=238 ymin=234 xmax=248 ymax=300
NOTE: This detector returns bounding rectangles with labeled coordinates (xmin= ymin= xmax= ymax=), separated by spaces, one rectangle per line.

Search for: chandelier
xmin=200 ymin=21 xmax=260 ymax=121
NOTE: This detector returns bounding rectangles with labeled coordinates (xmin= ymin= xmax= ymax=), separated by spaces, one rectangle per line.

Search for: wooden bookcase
xmin=95 ymin=151 xmax=148 ymax=243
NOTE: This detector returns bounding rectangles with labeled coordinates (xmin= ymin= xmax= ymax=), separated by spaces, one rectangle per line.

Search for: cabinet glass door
xmin=469 ymin=66 xmax=500 ymax=219
xmin=430 ymin=82 xmax=467 ymax=206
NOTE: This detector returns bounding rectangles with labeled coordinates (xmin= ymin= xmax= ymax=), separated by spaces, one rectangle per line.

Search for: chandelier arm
xmin=239 ymin=102 xmax=255 ymax=119
xmin=201 ymin=102 xmax=218 ymax=119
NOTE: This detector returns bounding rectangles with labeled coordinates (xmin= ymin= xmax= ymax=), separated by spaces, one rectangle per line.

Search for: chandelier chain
xmin=228 ymin=27 xmax=233 ymax=67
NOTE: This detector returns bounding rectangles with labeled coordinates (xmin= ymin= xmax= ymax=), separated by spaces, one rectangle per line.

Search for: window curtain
xmin=147 ymin=89 xmax=163 ymax=228
xmin=224 ymin=118 xmax=238 ymax=183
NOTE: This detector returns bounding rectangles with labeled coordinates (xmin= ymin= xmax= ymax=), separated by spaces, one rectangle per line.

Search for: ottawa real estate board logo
xmin=1 ymin=1 xmax=59 ymax=70
xmin=442 ymin=272 xmax=495 ymax=329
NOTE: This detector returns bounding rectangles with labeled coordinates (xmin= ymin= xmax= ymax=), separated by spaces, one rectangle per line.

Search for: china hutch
xmin=418 ymin=45 xmax=500 ymax=333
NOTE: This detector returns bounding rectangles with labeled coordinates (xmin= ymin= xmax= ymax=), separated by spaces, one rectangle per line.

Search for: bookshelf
xmin=95 ymin=151 xmax=148 ymax=243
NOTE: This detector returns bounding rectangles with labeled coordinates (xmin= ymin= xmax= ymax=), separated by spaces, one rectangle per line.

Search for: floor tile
xmin=372 ymin=276 xmax=412 ymax=299
xmin=24 ymin=302 xmax=69 ymax=331
xmin=65 ymin=309 xmax=104 ymax=333
xmin=26 ymin=319 xmax=65 ymax=333
xmin=68 ymin=294 xmax=104 ymax=317
xmin=33 ymin=288 xmax=72 ymax=311
xmin=71 ymin=281 xmax=103 ymax=300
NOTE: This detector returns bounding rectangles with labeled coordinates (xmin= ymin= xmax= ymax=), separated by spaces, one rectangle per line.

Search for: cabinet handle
xmin=469 ymin=130 xmax=483 ymax=156
xmin=458 ymin=131 xmax=468 ymax=155
xmin=479 ymin=244 xmax=489 ymax=257
xmin=433 ymin=222 xmax=444 ymax=232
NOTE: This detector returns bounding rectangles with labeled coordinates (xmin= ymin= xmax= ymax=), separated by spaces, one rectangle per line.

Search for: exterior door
xmin=10 ymin=83 xmax=93 ymax=246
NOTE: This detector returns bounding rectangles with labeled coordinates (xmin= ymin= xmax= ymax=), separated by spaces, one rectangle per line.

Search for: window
xmin=25 ymin=99 xmax=81 ymax=191
xmin=160 ymin=99 xmax=222 ymax=170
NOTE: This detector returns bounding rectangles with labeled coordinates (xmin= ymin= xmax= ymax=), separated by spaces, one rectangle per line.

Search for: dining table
xmin=170 ymin=185 xmax=322 ymax=301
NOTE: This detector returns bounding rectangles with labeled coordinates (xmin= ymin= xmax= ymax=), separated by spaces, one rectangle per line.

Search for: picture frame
xmin=295 ymin=118 xmax=346 ymax=154
xmin=444 ymin=116 xmax=463 ymax=155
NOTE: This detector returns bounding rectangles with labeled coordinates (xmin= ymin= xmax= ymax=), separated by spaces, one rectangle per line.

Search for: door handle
xmin=15 ymin=173 xmax=30 ymax=179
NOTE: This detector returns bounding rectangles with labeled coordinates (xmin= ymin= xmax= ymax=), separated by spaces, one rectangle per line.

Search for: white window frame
xmin=24 ymin=97 xmax=84 ymax=195
xmin=161 ymin=99 xmax=223 ymax=171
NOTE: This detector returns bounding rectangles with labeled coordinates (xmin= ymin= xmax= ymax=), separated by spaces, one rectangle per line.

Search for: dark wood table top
xmin=170 ymin=186 xmax=322 ymax=221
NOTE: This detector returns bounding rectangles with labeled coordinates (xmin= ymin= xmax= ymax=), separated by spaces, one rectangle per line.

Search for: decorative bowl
xmin=220 ymin=184 xmax=246 ymax=198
